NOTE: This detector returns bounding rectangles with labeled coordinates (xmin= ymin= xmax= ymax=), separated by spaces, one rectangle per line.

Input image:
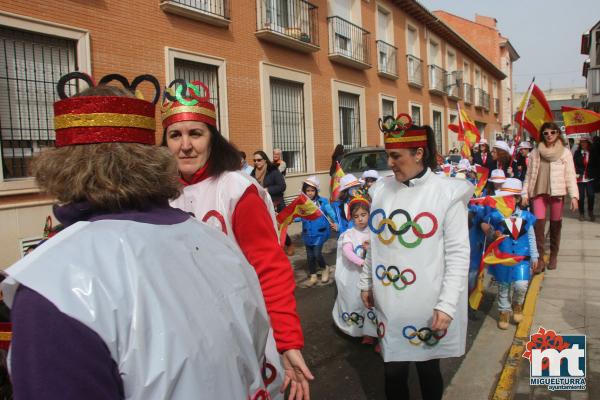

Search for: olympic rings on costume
xmin=377 ymin=321 xmax=386 ymax=338
xmin=261 ymin=359 xmax=276 ymax=386
xmin=341 ymin=312 xmax=364 ymax=328
xmin=354 ymin=245 xmax=367 ymax=259
xmin=402 ymin=325 xmax=447 ymax=346
xmin=366 ymin=309 xmax=377 ymax=323
xmin=368 ymin=208 xmax=438 ymax=247
xmin=375 ymin=265 xmax=416 ymax=291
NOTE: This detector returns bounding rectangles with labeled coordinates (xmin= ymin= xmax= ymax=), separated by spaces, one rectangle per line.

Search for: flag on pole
xmin=473 ymin=165 xmax=489 ymax=197
xmin=329 ymin=161 xmax=345 ymax=201
xmin=561 ymin=106 xmax=600 ymax=134
xmin=469 ymin=195 xmax=517 ymax=217
xmin=469 ymin=235 xmax=526 ymax=309
xmin=449 ymin=105 xmax=480 ymax=158
xmin=514 ymin=83 xmax=552 ymax=142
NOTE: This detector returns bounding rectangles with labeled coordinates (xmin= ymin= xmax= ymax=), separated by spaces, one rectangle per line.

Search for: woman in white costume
xmin=359 ymin=114 xmax=472 ymax=400
xmin=1 ymin=73 xmax=273 ymax=399
xmin=161 ymin=79 xmax=312 ymax=399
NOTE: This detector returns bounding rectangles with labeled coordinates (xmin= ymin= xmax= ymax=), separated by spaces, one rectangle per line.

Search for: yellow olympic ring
xmin=377 ymin=218 xmax=398 ymax=245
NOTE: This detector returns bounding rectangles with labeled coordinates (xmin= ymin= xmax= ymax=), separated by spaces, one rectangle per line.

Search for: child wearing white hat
xmin=299 ymin=176 xmax=338 ymax=286
xmin=333 ymin=174 xmax=362 ymax=234
xmin=488 ymin=169 xmax=506 ymax=194
xmin=486 ymin=178 xmax=538 ymax=329
xmin=361 ymin=170 xmax=380 ymax=191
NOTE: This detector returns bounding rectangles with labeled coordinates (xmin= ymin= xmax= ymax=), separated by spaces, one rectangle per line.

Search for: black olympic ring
xmin=402 ymin=325 xmax=447 ymax=346
xmin=375 ymin=265 xmax=416 ymax=291
xmin=342 ymin=312 xmax=364 ymax=328
xmin=261 ymin=359 xmax=277 ymax=386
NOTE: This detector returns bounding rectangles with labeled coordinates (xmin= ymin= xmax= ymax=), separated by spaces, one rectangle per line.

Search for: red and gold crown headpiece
xmin=347 ymin=193 xmax=370 ymax=219
xmin=378 ymin=113 xmax=428 ymax=150
xmin=160 ymin=80 xmax=216 ymax=128
xmin=53 ymin=72 xmax=160 ymax=147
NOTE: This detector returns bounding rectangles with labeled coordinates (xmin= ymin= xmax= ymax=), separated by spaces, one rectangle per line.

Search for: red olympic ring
xmin=201 ymin=210 xmax=228 ymax=235
xmin=251 ymin=389 xmax=271 ymax=400
xmin=411 ymin=212 xmax=438 ymax=239
xmin=377 ymin=322 xmax=386 ymax=338
xmin=261 ymin=360 xmax=277 ymax=386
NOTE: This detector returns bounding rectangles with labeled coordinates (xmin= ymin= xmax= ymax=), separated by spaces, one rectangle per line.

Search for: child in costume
xmin=331 ymin=174 xmax=362 ymax=234
xmin=488 ymin=169 xmax=506 ymax=195
xmin=486 ymin=178 xmax=538 ymax=329
xmin=361 ymin=170 xmax=380 ymax=193
xmin=298 ymin=176 xmax=338 ymax=286
xmin=332 ymin=194 xmax=378 ymax=346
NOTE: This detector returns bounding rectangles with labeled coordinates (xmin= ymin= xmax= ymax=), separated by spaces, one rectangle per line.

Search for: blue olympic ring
xmin=402 ymin=325 xmax=447 ymax=346
xmin=366 ymin=309 xmax=377 ymax=323
xmin=354 ymin=245 xmax=367 ymax=259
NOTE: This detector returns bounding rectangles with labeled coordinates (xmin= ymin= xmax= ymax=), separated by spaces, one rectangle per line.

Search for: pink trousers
xmin=531 ymin=195 xmax=564 ymax=221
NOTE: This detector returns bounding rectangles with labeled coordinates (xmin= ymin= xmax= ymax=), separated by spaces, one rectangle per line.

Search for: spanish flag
xmin=561 ymin=106 xmax=600 ymax=134
xmin=474 ymin=165 xmax=489 ymax=197
xmin=469 ymin=195 xmax=516 ymax=217
xmin=469 ymin=236 xmax=526 ymax=309
xmin=277 ymin=193 xmax=323 ymax=227
xmin=449 ymin=105 xmax=480 ymax=158
xmin=329 ymin=161 xmax=345 ymax=201
xmin=514 ymin=83 xmax=552 ymax=142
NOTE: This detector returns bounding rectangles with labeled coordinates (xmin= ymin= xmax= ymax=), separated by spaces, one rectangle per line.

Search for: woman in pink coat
xmin=522 ymin=122 xmax=578 ymax=272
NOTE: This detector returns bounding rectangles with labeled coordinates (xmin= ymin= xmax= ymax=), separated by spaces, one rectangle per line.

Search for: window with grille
xmin=174 ymin=58 xmax=220 ymax=128
xmin=339 ymin=91 xmax=361 ymax=150
xmin=411 ymin=105 xmax=421 ymax=126
xmin=432 ymin=110 xmax=443 ymax=154
xmin=0 ymin=27 xmax=77 ymax=179
xmin=381 ymin=99 xmax=394 ymax=117
xmin=270 ymin=78 xmax=307 ymax=173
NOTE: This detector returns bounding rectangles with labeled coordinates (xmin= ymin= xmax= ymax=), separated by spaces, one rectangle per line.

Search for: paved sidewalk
xmin=511 ymin=213 xmax=600 ymax=399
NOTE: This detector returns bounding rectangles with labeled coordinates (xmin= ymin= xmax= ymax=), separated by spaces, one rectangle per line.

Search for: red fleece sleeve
xmin=232 ymin=185 xmax=304 ymax=352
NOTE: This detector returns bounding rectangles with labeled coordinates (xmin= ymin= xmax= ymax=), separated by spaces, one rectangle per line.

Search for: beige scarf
xmin=254 ymin=165 xmax=267 ymax=186
xmin=533 ymin=141 xmax=564 ymax=196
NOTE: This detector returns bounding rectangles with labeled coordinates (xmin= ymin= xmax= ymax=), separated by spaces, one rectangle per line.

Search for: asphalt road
xmin=290 ymin=237 xmax=494 ymax=400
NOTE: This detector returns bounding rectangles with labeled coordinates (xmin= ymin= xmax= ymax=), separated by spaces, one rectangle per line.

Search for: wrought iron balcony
xmin=160 ymin=0 xmax=230 ymax=27
xmin=428 ymin=64 xmax=446 ymax=95
xmin=327 ymin=16 xmax=371 ymax=69
xmin=256 ymin=0 xmax=319 ymax=53
xmin=463 ymin=83 xmax=473 ymax=104
xmin=446 ymin=71 xmax=462 ymax=100
xmin=406 ymin=54 xmax=423 ymax=87
xmin=474 ymin=88 xmax=484 ymax=108
xmin=483 ymin=91 xmax=490 ymax=110
xmin=494 ymin=97 xmax=500 ymax=114
xmin=376 ymin=40 xmax=398 ymax=79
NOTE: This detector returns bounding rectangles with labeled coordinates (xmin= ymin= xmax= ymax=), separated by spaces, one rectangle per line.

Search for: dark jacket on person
xmin=252 ymin=166 xmax=287 ymax=210
xmin=574 ymin=147 xmax=600 ymax=181
xmin=473 ymin=150 xmax=496 ymax=171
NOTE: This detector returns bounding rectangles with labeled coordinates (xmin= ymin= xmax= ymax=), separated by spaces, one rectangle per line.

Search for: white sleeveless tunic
xmin=170 ymin=170 xmax=284 ymax=398
xmin=368 ymin=170 xmax=473 ymax=362
xmin=2 ymin=218 xmax=272 ymax=399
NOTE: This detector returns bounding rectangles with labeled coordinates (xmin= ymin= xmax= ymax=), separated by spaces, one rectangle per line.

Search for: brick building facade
xmin=0 ymin=0 xmax=510 ymax=267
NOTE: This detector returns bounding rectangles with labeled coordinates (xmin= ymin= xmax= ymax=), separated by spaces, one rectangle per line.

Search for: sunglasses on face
xmin=543 ymin=130 xmax=558 ymax=136
xmin=253 ymin=158 xmax=264 ymax=163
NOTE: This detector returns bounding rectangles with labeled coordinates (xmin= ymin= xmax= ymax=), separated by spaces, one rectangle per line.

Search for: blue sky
xmin=418 ymin=0 xmax=600 ymax=92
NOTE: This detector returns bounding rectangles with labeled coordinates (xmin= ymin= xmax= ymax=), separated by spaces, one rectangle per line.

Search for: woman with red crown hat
xmin=359 ymin=114 xmax=472 ymax=400
xmin=161 ymin=80 xmax=312 ymax=399
xmin=1 ymin=73 xmax=274 ymax=399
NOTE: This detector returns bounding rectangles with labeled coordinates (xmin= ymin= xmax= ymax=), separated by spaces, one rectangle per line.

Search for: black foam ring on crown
xmin=56 ymin=72 xmax=96 ymax=100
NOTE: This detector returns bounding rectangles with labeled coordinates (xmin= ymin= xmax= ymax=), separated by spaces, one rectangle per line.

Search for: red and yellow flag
xmin=561 ymin=106 xmax=600 ymax=134
xmin=469 ymin=236 xmax=526 ymax=309
xmin=329 ymin=161 xmax=345 ymax=201
xmin=515 ymin=83 xmax=553 ymax=142
xmin=474 ymin=165 xmax=489 ymax=197
xmin=277 ymin=193 xmax=323 ymax=227
xmin=449 ymin=105 xmax=480 ymax=158
xmin=469 ymin=195 xmax=516 ymax=217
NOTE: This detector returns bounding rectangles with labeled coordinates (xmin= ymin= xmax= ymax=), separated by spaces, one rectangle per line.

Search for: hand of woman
xmin=330 ymin=223 xmax=339 ymax=232
xmin=281 ymin=349 xmax=314 ymax=400
xmin=570 ymin=198 xmax=579 ymax=212
xmin=521 ymin=196 xmax=529 ymax=207
xmin=431 ymin=309 xmax=453 ymax=331
xmin=361 ymin=290 xmax=374 ymax=309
